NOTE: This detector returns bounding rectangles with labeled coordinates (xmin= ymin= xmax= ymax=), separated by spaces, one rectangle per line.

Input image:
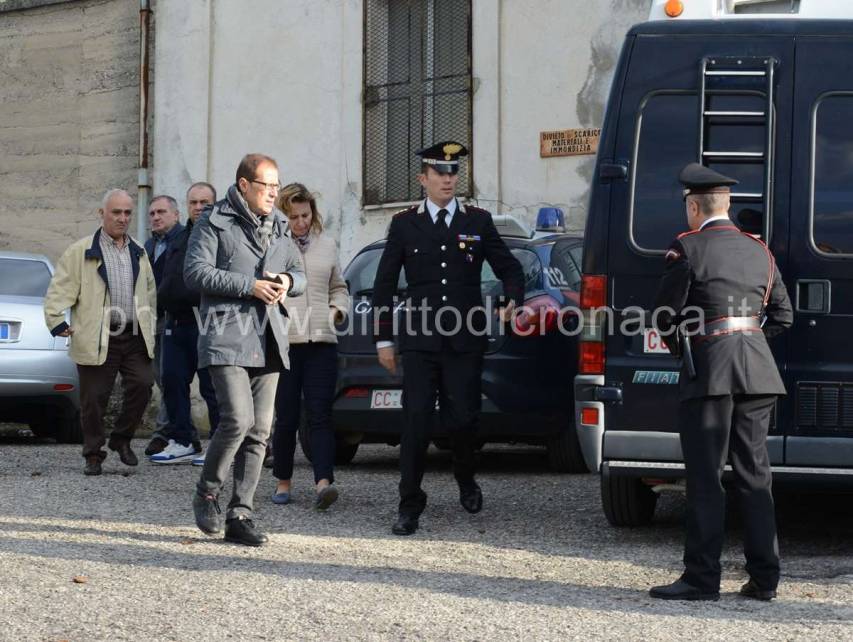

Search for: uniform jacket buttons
xmin=441 ymin=262 xmax=447 ymax=268
xmin=442 ymin=295 xmax=447 ymax=301
xmin=441 ymin=245 xmax=446 ymax=251
xmin=413 ymin=248 xmax=419 ymax=253
xmin=441 ymin=278 xmax=447 ymax=284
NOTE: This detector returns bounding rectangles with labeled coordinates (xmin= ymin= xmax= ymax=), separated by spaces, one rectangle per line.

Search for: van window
xmin=631 ymin=93 xmax=699 ymax=251
xmin=812 ymin=94 xmax=853 ymax=256
xmin=632 ymin=92 xmax=772 ymax=251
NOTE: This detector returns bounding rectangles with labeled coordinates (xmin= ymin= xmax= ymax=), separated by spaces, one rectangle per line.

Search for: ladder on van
xmin=698 ymin=56 xmax=776 ymax=240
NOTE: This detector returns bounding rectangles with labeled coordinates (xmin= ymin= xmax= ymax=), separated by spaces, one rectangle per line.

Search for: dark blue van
xmin=575 ymin=16 xmax=853 ymax=526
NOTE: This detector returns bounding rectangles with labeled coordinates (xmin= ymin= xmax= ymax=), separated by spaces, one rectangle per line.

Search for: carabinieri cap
xmin=416 ymin=140 xmax=469 ymax=175
xmin=678 ymin=162 xmax=738 ymax=200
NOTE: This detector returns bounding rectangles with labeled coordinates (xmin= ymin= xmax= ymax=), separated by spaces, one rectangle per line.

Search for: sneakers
xmin=191 ymin=452 xmax=206 ymax=467
xmin=224 ymin=516 xmax=269 ymax=547
xmin=192 ymin=492 xmax=223 ymax=535
xmin=150 ymin=440 xmax=198 ymax=464
xmin=144 ymin=436 xmax=168 ymax=456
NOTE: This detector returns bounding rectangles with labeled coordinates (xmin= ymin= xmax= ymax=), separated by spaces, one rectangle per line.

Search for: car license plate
xmin=370 ymin=389 xmax=402 ymax=409
xmin=643 ymin=328 xmax=670 ymax=354
xmin=0 ymin=322 xmax=8 ymax=341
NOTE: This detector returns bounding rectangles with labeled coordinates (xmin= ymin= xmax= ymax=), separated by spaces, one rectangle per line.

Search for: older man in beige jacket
xmin=44 ymin=189 xmax=157 ymax=476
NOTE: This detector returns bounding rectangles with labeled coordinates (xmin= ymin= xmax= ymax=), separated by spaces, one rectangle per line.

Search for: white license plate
xmin=643 ymin=328 xmax=671 ymax=354
xmin=370 ymin=389 xmax=403 ymax=409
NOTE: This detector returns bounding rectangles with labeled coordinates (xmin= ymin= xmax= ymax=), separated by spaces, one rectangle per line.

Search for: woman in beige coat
xmin=271 ymin=183 xmax=350 ymax=509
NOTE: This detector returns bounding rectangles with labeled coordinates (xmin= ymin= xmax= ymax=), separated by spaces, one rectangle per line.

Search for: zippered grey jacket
xmin=184 ymin=185 xmax=306 ymax=369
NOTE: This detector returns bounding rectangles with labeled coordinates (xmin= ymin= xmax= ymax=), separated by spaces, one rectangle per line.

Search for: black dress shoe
xmin=649 ymin=578 xmax=720 ymax=601
xmin=110 ymin=441 xmax=139 ymax=466
xmin=739 ymin=579 xmax=776 ymax=601
xmin=459 ymin=481 xmax=483 ymax=514
xmin=392 ymin=513 xmax=419 ymax=536
xmin=83 ymin=456 xmax=102 ymax=476
xmin=144 ymin=436 xmax=168 ymax=456
xmin=224 ymin=516 xmax=268 ymax=547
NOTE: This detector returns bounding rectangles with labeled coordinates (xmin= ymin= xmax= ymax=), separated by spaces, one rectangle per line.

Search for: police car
xmin=575 ymin=0 xmax=853 ymax=525
xmin=323 ymin=208 xmax=586 ymax=472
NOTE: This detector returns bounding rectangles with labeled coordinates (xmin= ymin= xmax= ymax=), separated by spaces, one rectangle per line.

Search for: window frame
xmin=361 ymin=0 xmax=474 ymax=207
xmin=808 ymin=90 xmax=853 ymax=260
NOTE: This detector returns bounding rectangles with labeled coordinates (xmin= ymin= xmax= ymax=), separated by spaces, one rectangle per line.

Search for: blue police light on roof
xmin=536 ymin=207 xmax=565 ymax=232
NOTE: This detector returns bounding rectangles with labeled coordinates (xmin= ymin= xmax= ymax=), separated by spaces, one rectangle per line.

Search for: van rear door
xmin=786 ymin=38 xmax=853 ymax=465
xmin=606 ymin=32 xmax=793 ymax=455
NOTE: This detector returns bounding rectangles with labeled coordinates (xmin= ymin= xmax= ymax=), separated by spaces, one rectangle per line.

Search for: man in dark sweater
xmin=149 ymin=183 xmax=220 ymax=464
xmin=143 ymin=195 xmax=184 ymax=456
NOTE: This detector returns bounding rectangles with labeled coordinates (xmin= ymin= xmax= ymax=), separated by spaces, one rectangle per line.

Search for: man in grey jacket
xmin=184 ymin=153 xmax=306 ymax=546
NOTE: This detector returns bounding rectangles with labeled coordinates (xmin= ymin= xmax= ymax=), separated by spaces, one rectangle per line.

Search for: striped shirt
xmin=99 ymin=229 xmax=136 ymax=327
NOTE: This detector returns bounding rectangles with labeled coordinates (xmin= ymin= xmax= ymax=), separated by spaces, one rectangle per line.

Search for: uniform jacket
xmin=283 ymin=232 xmax=351 ymax=344
xmin=43 ymin=229 xmax=157 ymax=366
xmin=184 ymin=185 xmax=306 ymax=369
xmin=157 ymin=219 xmax=199 ymax=323
xmin=653 ymin=218 xmax=793 ymax=400
xmin=372 ymin=199 xmax=524 ymax=353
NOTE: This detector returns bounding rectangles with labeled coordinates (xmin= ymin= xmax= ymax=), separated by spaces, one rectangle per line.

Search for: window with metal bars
xmin=363 ymin=0 xmax=472 ymax=205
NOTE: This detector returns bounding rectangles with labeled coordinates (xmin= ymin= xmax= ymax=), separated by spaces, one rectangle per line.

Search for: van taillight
xmin=579 ymin=274 xmax=607 ymax=375
xmin=513 ymin=294 xmax=561 ymax=336
xmin=580 ymin=274 xmax=606 ymax=309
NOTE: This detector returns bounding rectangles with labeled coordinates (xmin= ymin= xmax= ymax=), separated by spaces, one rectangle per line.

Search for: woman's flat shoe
xmin=271 ymin=491 xmax=291 ymax=505
xmin=314 ymin=485 xmax=339 ymax=510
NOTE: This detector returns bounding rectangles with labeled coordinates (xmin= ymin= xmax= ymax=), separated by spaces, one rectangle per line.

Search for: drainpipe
xmin=137 ymin=0 xmax=152 ymax=241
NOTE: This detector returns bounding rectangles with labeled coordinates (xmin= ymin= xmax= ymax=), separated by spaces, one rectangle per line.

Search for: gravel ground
xmin=0 ymin=432 xmax=850 ymax=641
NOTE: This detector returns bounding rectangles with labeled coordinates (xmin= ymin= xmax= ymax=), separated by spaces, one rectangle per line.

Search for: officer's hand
xmin=58 ymin=326 xmax=74 ymax=337
xmin=252 ymin=278 xmax=286 ymax=305
xmin=377 ymin=345 xmax=397 ymax=375
xmin=496 ymin=300 xmax=515 ymax=323
xmin=264 ymin=272 xmax=291 ymax=303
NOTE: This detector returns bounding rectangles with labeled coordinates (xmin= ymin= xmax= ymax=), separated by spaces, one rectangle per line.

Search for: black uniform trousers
xmin=678 ymin=393 xmax=780 ymax=592
xmin=399 ymin=346 xmax=483 ymax=516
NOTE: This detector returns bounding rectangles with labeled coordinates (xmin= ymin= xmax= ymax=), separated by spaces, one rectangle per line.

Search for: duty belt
xmin=699 ymin=316 xmax=761 ymax=336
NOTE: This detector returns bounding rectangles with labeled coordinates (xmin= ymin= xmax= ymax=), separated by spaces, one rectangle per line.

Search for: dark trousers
xmin=77 ymin=331 xmax=154 ymax=458
xmin=161 ymin=319 xmax=219 ymax=446
xmin=197 ymin=340 xmax=281 ymax=520
xmin=679 ymin=393 xmax=780 ymax=592
xmin=399 ymin=349 xmax=483 ymax=516
xmin=272 ymin=342 xmax=338 ymax=484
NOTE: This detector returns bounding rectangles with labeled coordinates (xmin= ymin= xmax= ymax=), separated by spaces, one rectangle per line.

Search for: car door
xmin=604 ymin=33 xmax=794 ymax=459
xmin=785 ymin=37 xmax=853 ymax=466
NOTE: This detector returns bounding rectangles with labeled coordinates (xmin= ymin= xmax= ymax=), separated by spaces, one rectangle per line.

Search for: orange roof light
xmin=665 ymin=0 xmax=684 ymax=17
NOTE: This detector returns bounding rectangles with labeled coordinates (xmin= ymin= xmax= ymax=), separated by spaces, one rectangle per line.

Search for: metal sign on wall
xmin=540 ymin=128 xmax=601 ymax=157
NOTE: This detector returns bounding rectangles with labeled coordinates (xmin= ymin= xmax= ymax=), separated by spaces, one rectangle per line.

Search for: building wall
xmin=153 ymin=0 xmax=652 ymax=264
xmin=0 ymin=0 xmax=143 ymax=261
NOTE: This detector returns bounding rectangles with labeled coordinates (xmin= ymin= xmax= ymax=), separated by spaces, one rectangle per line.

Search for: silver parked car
xmin=0 ymin=251 xmax=81 ymax=442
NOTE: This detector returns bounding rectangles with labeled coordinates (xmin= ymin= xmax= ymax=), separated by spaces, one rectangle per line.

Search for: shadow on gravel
xmin=0 ymin=532 xmax=848 ymax=625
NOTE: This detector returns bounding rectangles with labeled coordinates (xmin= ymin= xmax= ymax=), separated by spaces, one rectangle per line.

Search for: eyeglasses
xmin=251 ymin=180 xmax=282 ymax=193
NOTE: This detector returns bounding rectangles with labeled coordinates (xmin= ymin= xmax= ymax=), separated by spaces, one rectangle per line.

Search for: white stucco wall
xmin=152 ymin=0 xmax=653 ymax=263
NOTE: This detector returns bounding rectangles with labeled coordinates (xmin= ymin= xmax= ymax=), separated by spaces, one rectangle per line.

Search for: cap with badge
xmin=416 ymin=140 xmax=469 ymax=175
xmin=679 ymin=162 xmax=738 ymax=200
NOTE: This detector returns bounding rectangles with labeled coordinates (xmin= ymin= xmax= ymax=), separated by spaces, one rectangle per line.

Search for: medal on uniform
xmin=459 ymin=242 xmax=466 ymax=249
xmin=466 ymin=253 xmax=474 ymax=263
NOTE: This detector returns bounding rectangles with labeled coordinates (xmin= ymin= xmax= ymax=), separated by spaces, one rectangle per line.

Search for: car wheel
xmin=601 ymin=467 xmax=657 ymax=527
xmin=334 ymin=440 xmax=359 ymax=465
xmin=546 ymin=424 xmax=588 ymax=473
xmin=297 ymin=420 xmax=360 ymax=465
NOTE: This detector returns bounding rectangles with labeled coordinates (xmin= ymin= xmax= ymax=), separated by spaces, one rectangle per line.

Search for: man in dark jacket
xmin=372 ymin=141 xmax=524 ymax=536
xmin=144 ymin=195 xmax=184 ymax=456
xmin=185 ymin=154 xmax=306 ymax=547
xmin=149 ymin=182 xmax=220 ymax=465
xmin=650 ymin=163 xmax=793 ymax=602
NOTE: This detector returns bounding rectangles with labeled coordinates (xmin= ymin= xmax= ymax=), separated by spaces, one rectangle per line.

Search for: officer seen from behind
xmin=373 ymin=141 xmax=524 ymax=536
xmin=651 ymin=163 xmax=793 ymax=602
